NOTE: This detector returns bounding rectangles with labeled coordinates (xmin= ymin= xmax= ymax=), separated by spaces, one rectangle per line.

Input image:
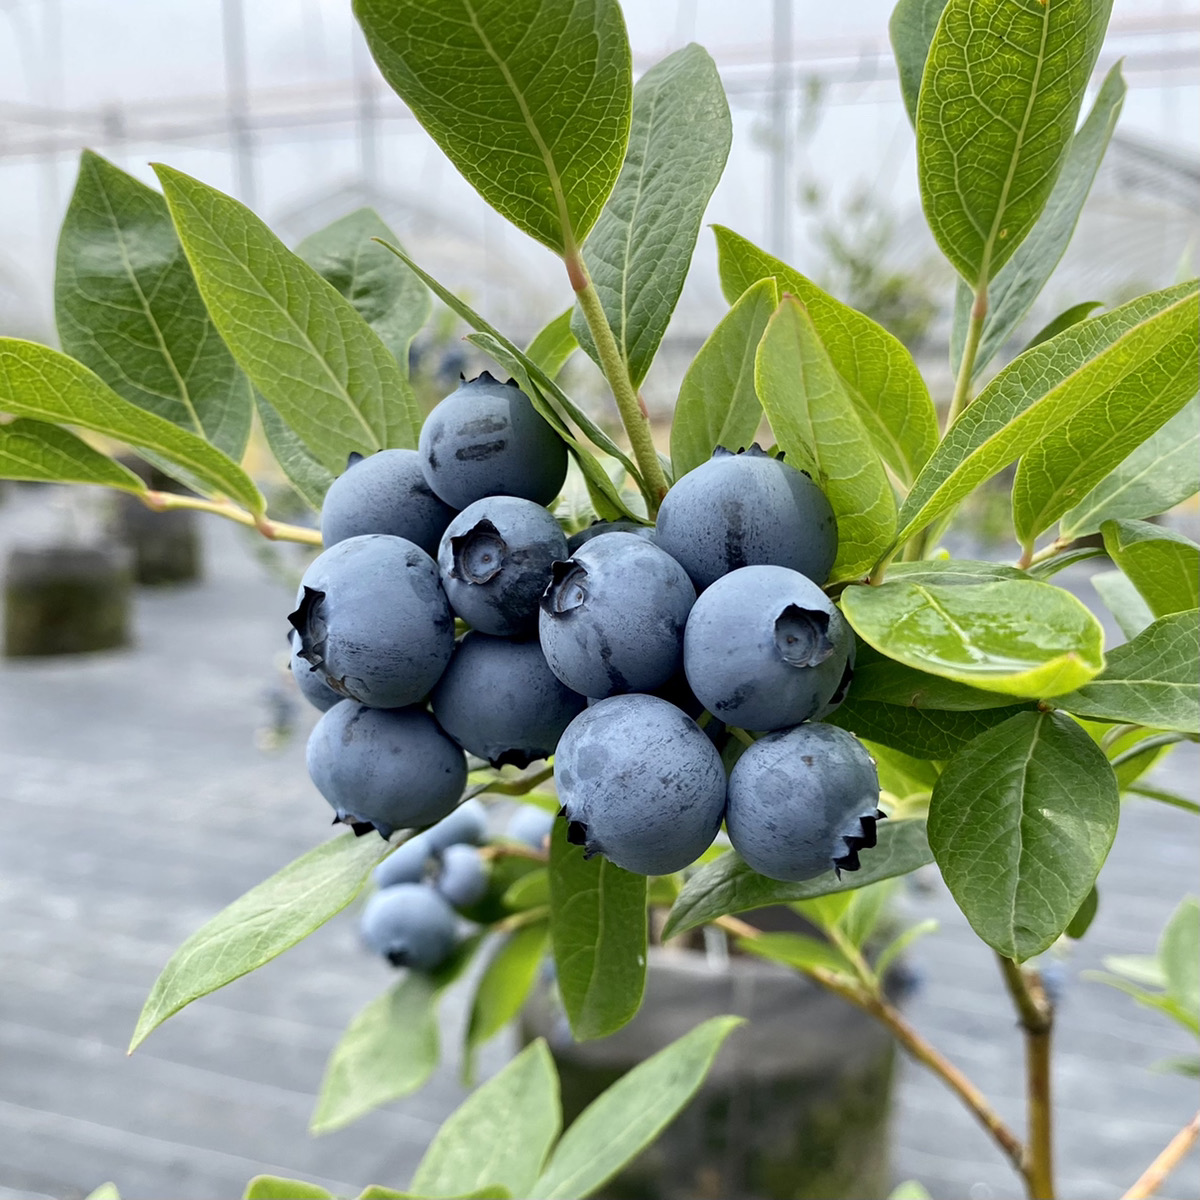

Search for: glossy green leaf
xmin=1025 ymin=545 xmax=1106 ymax=581
xmin=888 ymin=0 xmax=949 ymax=126
xmin=662 ymin=820 xmax=933 ymax=940
xmin=355 ymin=0 xmax=631 ymax=255
xmin=297 ymin=208 xmax=431 ymax=378
xmin=1022 ymin=302 xmax=1105 ymax=353
xmin=56 ymin=150 xmax=252 ymax=460
xmin=928 ymin=711 xmax=1119 ymax=961
xmin=130 ymin=833 xmax=389 ymax=1051
xmin=1159 ymin=897 xmax=1200 ymax=1022
xmin=1065 ymin=886 xmax=1099 ymax=940
xmin=894 ymin=282 xmax=1199 ymax=552
xmin=1056 ymin=610 xmax=1200 ymax=734
xmin=1091 ymin=570 xmax=1155 ymax=640
xmin=0 ymin=419 xmax=145 ymax=493
xmin=155 ymin=165 xmax=413 ymax=470
xmin=1102 ymin=519 xmax=1200 ymax=618
xmin=549 ymin=815 xmax=647 ymax=1041
xmin=572 ymin=43 xmax=730 ymax=387
xmin=411 ymin=1039 xmax=560 ymax=1200
xmin=465 ymin=922 xmax=549 ymax=1071
xmin=826 ymin=698 xmax=1031 ymax=761
xmin=849 ymin=654 xmax=1027 ymax=711
xmin=0 ymin=339 xmax=263 ymax=515
xmin=310 ymin=973 xmax=440 ymax=1134
xmin=356 ymin=1190 xmax=510 ymax=1200
xmin=1013 ymin=306 xmax=1199 ymax=547
xmin=867 ymin=742 xmax=941 ymax=807
xmin=950 ymin=65 xmax=1126 ymax=377
xmin=244 ymin=1178 xmax=333 ymax=1200
xmin=738 ymin=932 xmax=855 ymax=979
xmin=255 ymin=393 xmax=335 ymax=511
xmin=1125 ymin=783 xmax=1200 ymax=817
xmin=885 ymin=558 xmax=1024 ymax=587
xmin=502 ymin=869 xmax=551 ymax=912
xmin=841 ymin=578 xmax=1105 ymax=698
xmin=917 ymin=0 xmax=1111 ymax=287
xmin=716 ymin=226 xmax=937 ymax=486
xmin=670 ymin=278 xmax=775 ymax=478
xmin=755 ymin=297 xmax=896 ymax=581
xmin=1060 ymin=398 xmax=1199 ymax=538
xmin=525 ymin=309 xmax=578 ymax=379
xmin=529 ymin=1016 xmax=742 ymax=1200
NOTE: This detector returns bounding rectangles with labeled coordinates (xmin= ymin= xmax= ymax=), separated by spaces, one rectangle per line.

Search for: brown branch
xmin=1122 ymin=1110 xmax=1200 ymax=1200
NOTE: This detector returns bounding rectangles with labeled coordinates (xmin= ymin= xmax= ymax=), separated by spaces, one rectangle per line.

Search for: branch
xmin=142 ymin=491 xmax=322 ymax=545
xmin=1122 ymin=1110 xmax=1200 ymax=1200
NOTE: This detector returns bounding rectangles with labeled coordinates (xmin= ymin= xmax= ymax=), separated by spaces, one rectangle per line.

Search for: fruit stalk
xmin=566 ymin=251 xmax=670 ymax=515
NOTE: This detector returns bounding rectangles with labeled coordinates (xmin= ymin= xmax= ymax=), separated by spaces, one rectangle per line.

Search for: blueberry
xmin=684 ymin=565 xmax=852 ymax=731
xmin=566 ymin=519 xmax=655 ymax=554
xmin=419 ymin=371 xmax=568 ymax=509
xmin=507 ymin=804 xmax=555 ymax=849
xmin=438 ymin=496 xmax=567 ymax=637
xmin=655 ymin=445 xmax=837 ymax=590
xmin=320 ymin=449 xmax=456 ymax=554
xmin=423 ymin=797 xmax=489 ymax=851
xmin=554 ymin=694 xmax=727 ymax=875
xmin=288 ymin=629 xmax=341 ymax=712
xmin=725 ymin=723 xmax=883 ymax=882
xmin=290 ymin=534 xmax=454 ymax=709
xmin=307 ymin=701 xmax=467 ymax=838
xmin=360 ymin=882 xmax=458 ymax=970
xmin=432 ymin=633 xmax=585 ymax=767
xmin=373 ymin=832 xmax=434 ymax=888
xmin=434 ymin=843 xmax=489 ymax=909
xmin=539 ymin=533 xmax=696 ymax=698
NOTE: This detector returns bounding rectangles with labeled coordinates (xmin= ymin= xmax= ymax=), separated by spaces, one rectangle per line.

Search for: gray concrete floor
xmin=1 ymin=487 xmax=1197 ymax=1200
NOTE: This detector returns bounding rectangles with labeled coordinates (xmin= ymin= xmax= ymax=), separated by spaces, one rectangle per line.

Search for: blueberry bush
xmin=4 ymin=1 xmax=1198 ymax=1198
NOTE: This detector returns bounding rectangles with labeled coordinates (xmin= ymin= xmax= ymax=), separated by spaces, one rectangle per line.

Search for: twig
xmin=142 ymin=491 xmax=322 ymax=545
xmin=1122 ymin=1110 xmax=1200 ymax=1200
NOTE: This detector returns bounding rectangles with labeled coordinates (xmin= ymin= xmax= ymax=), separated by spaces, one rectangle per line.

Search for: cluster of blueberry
xmin=289 ymin=371 xmax=883 ymax=966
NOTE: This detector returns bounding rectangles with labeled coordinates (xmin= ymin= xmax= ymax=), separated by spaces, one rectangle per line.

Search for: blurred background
xmin=0 ymin=2 xmax=1198 ymax=1198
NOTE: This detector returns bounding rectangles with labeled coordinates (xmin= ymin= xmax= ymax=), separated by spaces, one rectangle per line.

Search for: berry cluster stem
xmin=142 ymin=491 xmax=323 ymax=545
xmin=566 ymin=250 xmax=670 ymax=516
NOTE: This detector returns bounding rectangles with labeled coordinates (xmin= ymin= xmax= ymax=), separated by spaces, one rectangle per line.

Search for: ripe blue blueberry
xmin=290 ymin=534 xmax=454 ymax=709
xmin=684 ymin=565 xmax=853 ymax=731
xmin=431 ymin=632 xmax=585 ymax=767
xmin=434 ymin=843 xmax=489 ymax=909
xmin=438 ymin=496 xmax=568 ymax=636
xmin=725 ymin=723 xmax=883 ymax=882
xmin=373 ymin=832 xmax=434 ymax=889
xmin=307 ymin=701 xmax=467 ymax=838
xmin=554 ymin=694 xmax=727 ymax=875
xmin=360 ymin=882 xmax=458 ymax=970
xmin=566 ymin=519 xmax=655 ymax=554
xmin=507 ymin=804 xmax=555 ymax=849
xmin=654 ymin=445 xmax=838 ymax=590
xmin=320 ymin=449 xmax=456 ymax=554
xmin=419 ymin=371 xmax=568 ymax=509
xmin=539 ymin=533 xmax=696 ymax=698
xmin=423 ymin=798 xmax=489 ymax=851
xmin=288 ymin=629 xmax=341 ymax=712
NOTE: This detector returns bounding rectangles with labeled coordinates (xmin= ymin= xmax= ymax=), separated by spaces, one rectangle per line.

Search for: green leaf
xmin=1125 ymin=783 xmax=1200 ymax=817
xmin=889 ymin=1183 xmax=933 ymax=1200
xmin=928 ymin=711 xmax=1119 ymax=961
xmin=525 ymin=309 xmax=578 ymax=379
xmin=896 ymin=282 xmax=1200 ymax=553
xmin=297 ymin=208 xmax=431 ymax=379
xmin=1065 ymin=885 xmax=1099 ymax=940
xmin=1056 ymin=610 xmax=1200 ymax=734
xmin=357 ymin=1190 xmax=511 ymax=1200
xmin=867 ymin=742 xmax=941 ymax=806
xmin=130 ymin=833 xmax=389 ymax=1051
xmin=1102 ymin=519 xmax=1200 ymax=618
xmin=0 ymin=339 xmax=263 ymax=515
xmin=875 ymin=919 xmax=939 ymax=980
xmin=255 ymin=393 xmax=335 ymax=511
xmin=502 ymin=869 xmax=551 ymax=912
xmin=84 ymin=1186 xmax=122 ymax=1200
xmin=465 ymin=923 xmax=549 ymax=1071
xmin=0 ymin=418 xmax=145 ymax=493
xmin=56 ymin=149 xmax=253 ymax=460
xmin=310 ymin=973 xmax=440 ymax=1134
xmin=529 ymin=1016 xmax=742 ymax=1200
xmin=549 ymin=814 xmax=647 ymax=1041
xmin=154 ymin=165 xmax=413 ymax=470
xmin=411 ymin=1039 xmax=560 ymax=1200
xmin=572 ymin=43 xmax=730 ymax=387
xmin=886 ymin=558 xmax=1024 ymax=586
xmin=841 ymin=578 xmax=1105 ymax=698
xmin=670 ymin=278 xmax=775 ymax=479
xmin=1091 ymin=570 xmax=1155 ymax=640
xmin=739 ymin=932 xmax=855 ymax=979
xmin=1021 ymin=301 xmax=1105 ymax=353
xmin=244 ymin=1178 xmax=334 ymax=1200
xmin=1159 ymin=897 xmax=1200 ymax=1021
xmin=1101 ymin=954 xmax=1166 ymax=989
xmin=755 ymin=296 xmax=896 ymax=581
xmin=662 ymin=820 xmax=933 ymax=940
xmin=1060 ymin=398 xmax=1200 ymax=538
xmin=917 ymin=0 xmax=1111 ymax=287
xmin=888 ymin=0 xmax=949 ymax=126
xmin=355 ymin=0 xmax=631 ymax=255
xmin=827 ymin=697 xmax=1030 ymax=760
xmin=849 ymin=653 xmax=1028 ymax=712
xmin=715 ymin=226 xmax=937 ymax=486
xmin=950 ymin=64 xmax=1126 ymax=378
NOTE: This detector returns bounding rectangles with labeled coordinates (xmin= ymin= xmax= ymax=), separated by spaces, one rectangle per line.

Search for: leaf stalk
xmin=947 ymin=285 xmax=989 ymax=430
xmin=142 ymin=491 xmax=322 ymax=545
